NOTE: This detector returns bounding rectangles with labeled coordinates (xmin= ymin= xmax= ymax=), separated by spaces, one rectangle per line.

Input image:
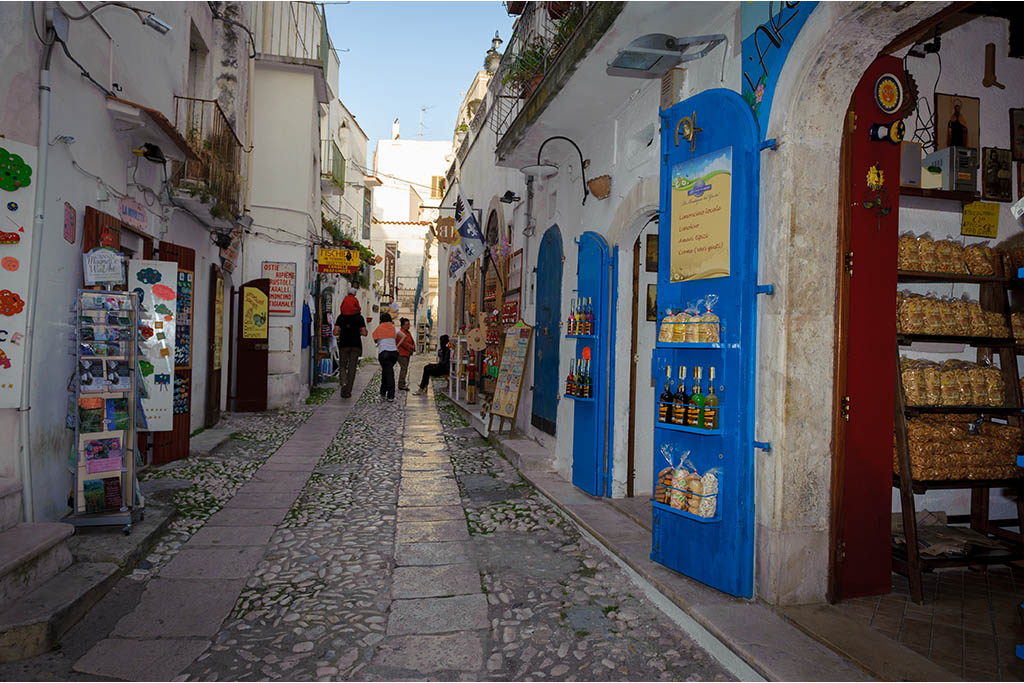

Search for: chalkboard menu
xmin=490 ymin=321 xmax=532 ymax=419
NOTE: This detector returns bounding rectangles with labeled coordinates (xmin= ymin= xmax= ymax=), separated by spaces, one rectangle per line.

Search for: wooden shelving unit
xmin=899 ymin=186 xmax=980 ymax=203
xmin=893 ymin=262 xmax=1024 ymax=603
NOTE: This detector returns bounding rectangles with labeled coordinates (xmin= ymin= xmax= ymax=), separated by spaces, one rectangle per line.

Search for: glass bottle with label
xmin=583 ymin=360 xmax=592 ymax=398
xmin=567 ymin=299 xmax=576 ymax=335
xmin=566 ymin=359 xmax=577 ymax=397
xmin=659 ymin=366 xmax=674 ymax=423
xmin=687 ymin=366 xmax=705 ymax=428
xmin=673 ymin=366 xmax=689 ymax=425
xmin=585 ymin=297 xmax=594 ymax=335
xmin=704 ymin=366 xmax=719 ymax=429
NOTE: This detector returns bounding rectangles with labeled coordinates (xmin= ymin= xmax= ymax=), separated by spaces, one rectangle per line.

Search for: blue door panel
xmin=652 ymin=88 xmax=759 ymax=598
xmin=531 ymin=226 xmax=562 ymax=434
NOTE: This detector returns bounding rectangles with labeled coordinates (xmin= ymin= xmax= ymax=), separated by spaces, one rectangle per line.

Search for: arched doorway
xmin=531 ymin=225 xmax=563 ymax=435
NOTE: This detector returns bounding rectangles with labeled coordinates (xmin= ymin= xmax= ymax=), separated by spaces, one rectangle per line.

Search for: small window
xmin=431 ymin=176 xmax=445 ymax=199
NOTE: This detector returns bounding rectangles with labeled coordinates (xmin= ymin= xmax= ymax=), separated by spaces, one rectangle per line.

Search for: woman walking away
xmin=372 ymin=312 xmax=399 ymax=401
xmin=333 ymin=290 xmax=367 ymax=398
xmin=413 ymin=334 xmax=451 ymax=395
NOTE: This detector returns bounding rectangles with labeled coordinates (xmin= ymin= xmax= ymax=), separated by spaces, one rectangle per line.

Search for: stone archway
xmin=752 ymin=2 xmax=952 ymax=605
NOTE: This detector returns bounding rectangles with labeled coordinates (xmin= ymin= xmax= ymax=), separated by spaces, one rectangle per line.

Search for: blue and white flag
xmin=447 ymin=184 xmax=486 ymax=281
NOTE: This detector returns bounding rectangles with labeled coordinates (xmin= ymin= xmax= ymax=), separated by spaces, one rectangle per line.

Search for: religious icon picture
xmin=1017 ymin=162 xmax=1024 ymax=201
xmin=646 ymin=284 xmax=658 ymax=322
xmin=1011 ymin=108 xmax=1024 ymax=161
xmin=934 ymin=93 xmax=979 ymax=152
xmin=981 ymin=147 xmax=1012 ymax=202
xmin=645 ymin=234 xmax=659 ymax=273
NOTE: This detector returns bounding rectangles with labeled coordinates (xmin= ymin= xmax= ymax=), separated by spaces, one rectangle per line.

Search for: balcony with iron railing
xmin=172 ymin=96 xmax=244 ymax=223
xmin=490 ymin=1 xmax=623 ymax=164
xmin=320 ymin=139 xmax=345 ymax=194
xmin=252 ymin=1 xmax=332 ymax=101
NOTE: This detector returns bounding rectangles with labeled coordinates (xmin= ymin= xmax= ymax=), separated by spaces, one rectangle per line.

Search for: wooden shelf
xmin=896 ymin=270 xmax=1006 ymax=285
xmin=899 ymin=186 xmax=979 ymax=203
xmin=904 ymin=405 xmax=1021 ymax=416
xmin=897 ymin=333 xmax=1014 ymax=347
xmin=894 ymin=473 xmax=1024 ymax=495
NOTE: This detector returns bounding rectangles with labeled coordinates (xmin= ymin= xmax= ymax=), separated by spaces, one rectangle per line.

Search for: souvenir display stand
xmin=488 ymin=321 xmax=532 ymax=435
xmin=566 ymin=232 xmax=616 ymax=497
xmin=67 ymin=289 xmax=142 ymax=534
xmin=651 ymin=90 xmax=762 ymax=598
xmin=449 ymin=336 xmax=470 ymax=402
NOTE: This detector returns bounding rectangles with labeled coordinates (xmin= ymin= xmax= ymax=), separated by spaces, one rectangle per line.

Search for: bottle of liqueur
xmin=567 ymin=299 xmax=576 ymax=335
xmin=566 ymin=359 xmax=577 ymax=397
xmin=687 ymin=366 xmax=706 ymax=428
xmin=659 ymin=366 xmax=674 ymax=423
xmin=673 ymin=365 xmax=689 ymax=426
xmin=582 ymin=360 xmax=592 ymax=398
xmin=704 ymin=366 xmax=719 ymax=429
xmin=586 ymin=297 xmax=594 ymax=335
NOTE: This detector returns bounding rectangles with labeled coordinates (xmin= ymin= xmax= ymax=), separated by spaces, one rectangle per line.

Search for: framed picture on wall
xmin=1011 ymin=108 xmax=1024 ymax=161
xmin=507 ymin=249 xmax=523 ymax=293
xmin=982 ymin=147 xmax=1013 ymax=202
xmin=934 ymin=93 xmax=979 ymax=152
xmin=646 ymin=284 xmax=658 ymax=321
xmin=1017 ymin=162 xmax=1024 ymax=201
xmin=645 ymin=234 xmax=658 ymax=273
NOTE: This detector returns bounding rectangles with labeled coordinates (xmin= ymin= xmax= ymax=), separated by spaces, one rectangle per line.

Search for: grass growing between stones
xmin=305 ymin=385 xmax=336 ymax=405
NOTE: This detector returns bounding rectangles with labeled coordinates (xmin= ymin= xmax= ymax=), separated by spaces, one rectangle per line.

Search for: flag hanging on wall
xmin=446 ymin=184 xmax=486 ymax=281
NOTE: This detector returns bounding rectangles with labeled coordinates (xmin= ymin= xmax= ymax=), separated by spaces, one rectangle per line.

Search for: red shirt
xmin=397 ymin=328 xmax=415 ymax=356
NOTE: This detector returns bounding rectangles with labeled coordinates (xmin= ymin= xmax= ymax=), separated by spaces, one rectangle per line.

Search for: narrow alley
xmin=0 ymin=363 xmax=731 ymax=681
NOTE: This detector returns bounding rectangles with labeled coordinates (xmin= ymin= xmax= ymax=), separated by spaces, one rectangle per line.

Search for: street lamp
xmin=606 ymin=33 xmax=726 ymax=78
xmin=519 ymin=135 xmax=590 ymax=205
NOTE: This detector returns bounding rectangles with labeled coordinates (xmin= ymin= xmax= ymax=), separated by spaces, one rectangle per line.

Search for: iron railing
xmin=172 ymin=96 xmax=244 ymax=218
xmin=320 ymin=139 xmax=345 ymax=191
xmin=489 ymin=1 xmax=593 ymax=141
xmin=253 ymin=1 xmax=326 ymax=63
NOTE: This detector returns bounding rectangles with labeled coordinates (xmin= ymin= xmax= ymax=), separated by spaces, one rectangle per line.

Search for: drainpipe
xmin=522 ymin=175 xmax=535 ymax=314
xmin=18 ymin=33 xmax=58 ymax=522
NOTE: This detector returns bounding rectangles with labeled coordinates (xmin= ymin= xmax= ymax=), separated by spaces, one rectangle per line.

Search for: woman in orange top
xmin=372 ymin=312 xmax=407 ymax=401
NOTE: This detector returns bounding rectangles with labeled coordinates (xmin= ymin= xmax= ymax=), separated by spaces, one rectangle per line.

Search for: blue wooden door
xmin=570 ymin=232 xmax=616 ymax=496
xmin=531 ymin=225 xmax=563 ymax=435
xmin=651 ymin=89 xmax=760 ymax=598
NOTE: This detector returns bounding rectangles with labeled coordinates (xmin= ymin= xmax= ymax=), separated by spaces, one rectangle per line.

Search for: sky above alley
xmin=324 ymin=1 xmax=516 ymax=165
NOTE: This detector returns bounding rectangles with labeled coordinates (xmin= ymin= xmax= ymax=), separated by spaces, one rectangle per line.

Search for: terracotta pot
xmin=547 ymin=1 xmax=572 ymax=19
xmin=523 ymin=73 xmax=544 ymax=99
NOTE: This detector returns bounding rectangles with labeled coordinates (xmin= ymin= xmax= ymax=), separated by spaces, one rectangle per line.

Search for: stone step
xmin=0 ymin=478 xmax=22 ymax=533
xmin=0 ymin=561 xmax=120 ymax=663
xmin=0 ymin=523 xmax=75 ymax=613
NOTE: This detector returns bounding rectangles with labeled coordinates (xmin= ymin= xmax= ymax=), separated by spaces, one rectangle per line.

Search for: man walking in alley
xmin=396 ymin=317 xmax=414 ymax=391
xmin=334 ymin=290 xmax=367 ymax=398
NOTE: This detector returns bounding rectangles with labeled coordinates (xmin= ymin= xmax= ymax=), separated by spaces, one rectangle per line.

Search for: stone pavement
xmin=3 ymin=359 xmax=732 ymax=681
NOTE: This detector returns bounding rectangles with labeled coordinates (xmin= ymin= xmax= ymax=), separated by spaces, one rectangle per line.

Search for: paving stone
xmin=391 ymin=564 xmax=481 ymax=599
xmin=395 ymin=541 xmax=472 ymax=566
xmin=205 ymin=507 xmax=288 ymax=527
xmin=387 ymin=594 xmax=489 ymax=635
xmin=237 ymin=481 xmax=307 ymax=495
xmin=74 ymin=638 xmax=210 ymax=680
xmin=159 ymin=547 xmax=265 ymax=579
xmin=399 ymin=493 xmax=462 ymax=507
xmin=373 ymin=632 xmax=484 ymax=672
xmin=396 ymin=520 xmax=470 ymax=543
xmin=223 ymin=493 xmax=298 ymax=509
xmin=397 ymin=506 xmax=466 ymax=522
xmin=112 ymin=578 xmax=245 ymax=637
xmin=259 ymin=462 xmax=318 ymax=472
xmin=188 ymin=525 xmax=277 ymax=547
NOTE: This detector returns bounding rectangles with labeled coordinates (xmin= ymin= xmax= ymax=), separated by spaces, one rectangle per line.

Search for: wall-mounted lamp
xmin=519 ymin=135 xmax=590 ymax=205
xmin=131 ymin=143 xmax=165 ymax=163
xmin=606 ymin=33 xmax=726 ymax=78
xmin=499 ymin=190 xmax=521 ymax=204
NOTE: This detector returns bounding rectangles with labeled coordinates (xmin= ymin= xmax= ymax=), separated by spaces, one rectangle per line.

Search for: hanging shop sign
xmin=740 ymin=1 xmax=818 ymax=136
xmin=669 ymin=147 xmax=732 ymax=281
xmin=213 ymin=283 xmax=224 ymax=371
xmin=129 ymin=259 xmax=177 ymax=431
xmin=242 ymin=286 xmax=268 ymax=339
xmin=318 ymin=247 xmax=359 ymax=274
xmin=83 ymin=247 xmax=126 ymax=285
xmin=384 ymin=241 xmax=398 ymax=299
xmin=961 ymin=201 xmax=1000 ymax=238
xmin=64 ymin=202 xmax=77 ymax=245
xmin=0 ymin=140 xmax=37 ymax=408
xmin=262 ymin=261 xmax=296 ymax=316
xmin=219 ymin=227 xmax=242 ymax=274
xmin=117 ymin=197 xmax=147 ymax=231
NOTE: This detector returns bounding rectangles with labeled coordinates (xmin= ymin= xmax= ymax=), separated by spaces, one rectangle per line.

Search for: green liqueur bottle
xmin=687 ymin=366 xmax=705 ymax=428
xmin=704 ymin=366 xmax=719 ymax=429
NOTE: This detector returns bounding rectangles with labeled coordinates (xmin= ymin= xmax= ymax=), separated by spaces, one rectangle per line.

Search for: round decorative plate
xmin=874 ymin=73 xmax=903 ymax=115
xmin=467 ymin=327 xmax=486 ymax=352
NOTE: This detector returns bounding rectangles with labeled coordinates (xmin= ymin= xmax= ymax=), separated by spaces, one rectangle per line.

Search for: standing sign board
xmin=129 ymin=260 xmax=178 ymax=431
xmin=489 ymin=321 xmax=532 ymax=434
xmin=653 ymin=89 xmax=760 ymax=598
xmin=262 ymin=261 xmax=296 ymax=316
xmin=0 ymin=140 xmax=36 ymax=408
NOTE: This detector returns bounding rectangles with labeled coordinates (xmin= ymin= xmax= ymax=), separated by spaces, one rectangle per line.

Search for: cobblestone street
xmin=0 ymin=362 xmax=731 ymax=682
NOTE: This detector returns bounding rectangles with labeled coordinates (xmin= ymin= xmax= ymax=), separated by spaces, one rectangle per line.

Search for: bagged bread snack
xmin=898 ymin=232 xmax=921 ymax=271
xmin=917 ymin=233 xmax=938 ymax=272
xmin=921 ymin=293 xmax=945 ymax=335
xmin=985 ymin=310 xmax=1010 ymax=338
xmin=658 ymin=309 xmax=675 ymax=344
xmin=698 ymin=468 xmax=720 ymax=518
xmin=967 ymin=299 xmax=989 ymax=336
xmin=685 ymin=471 xmax=702 ymax=514
xmin=682 ymin=300 xmax=701 ymax=343
xmin=699 ymin=294 xmax=720 ymax=343
xmin=946 ymin=238 xmax=967 ymax=274
xmin=655 ymin=467 xmax=673 ymax=504
xmin=964 ymin=242 xmax=995 ymax=275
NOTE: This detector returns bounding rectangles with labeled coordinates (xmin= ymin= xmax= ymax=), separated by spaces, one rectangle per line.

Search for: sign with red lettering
xmin=262 ymin=261 xmax=296 ymax=316
xmin=118 ymin=197 xmax=147 ymax=231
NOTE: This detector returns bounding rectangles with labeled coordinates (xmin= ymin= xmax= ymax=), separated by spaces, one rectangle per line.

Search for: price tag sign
xmin=961 ymin=201 xmax=1000 ymax=238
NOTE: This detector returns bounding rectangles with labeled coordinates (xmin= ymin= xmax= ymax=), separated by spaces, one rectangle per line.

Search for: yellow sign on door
xmin=242 ymin=287 xmax=268 ymax=339
xmin=669 ymin=147 xmax=732 ymax=281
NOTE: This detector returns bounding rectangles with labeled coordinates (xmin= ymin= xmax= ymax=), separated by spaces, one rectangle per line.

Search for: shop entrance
xmin=531 ymin=225 xmax=562 ymax=435
xmin=204 ymin=264 xmax=224 ymax=428
xmin=626 ymin=216 xmax=659 ymax=498
xmin=234 ymin=278 xmax=269 ymax=412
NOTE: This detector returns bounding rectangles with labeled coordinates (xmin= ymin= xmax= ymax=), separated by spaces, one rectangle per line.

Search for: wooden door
xmin=830 ymin=56 xmax=904 ymax=601
xmin=530 ymin=225 xmax=563 ymax=435
xmin=205 ymin=264 xmax=224 ymax=427
xmin=235 ymin=279 xmax=270 ymax=412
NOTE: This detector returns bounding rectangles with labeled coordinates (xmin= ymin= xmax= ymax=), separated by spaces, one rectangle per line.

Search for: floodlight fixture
xmin=606 ymin=33 xmax=726 ymax=78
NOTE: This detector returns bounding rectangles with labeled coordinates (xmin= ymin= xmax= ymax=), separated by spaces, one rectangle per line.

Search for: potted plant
xmin=501 ymin=37 xmax=548 ymax=99
xmin=550 ymin=3 xmax=583 ymax=56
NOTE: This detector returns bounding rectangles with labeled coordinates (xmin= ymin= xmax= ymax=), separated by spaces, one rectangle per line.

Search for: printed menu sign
xmin=961 ymin=201 xmax=1000 ymax=238
xmin=243 ymin=287 xmax=268 ymax=339
xmin=669 ymin=147 xmax=732 ymax=281
xmin=490 ymin=322 xmax=533 ymax=419
xmin=262 ymin=261 xmax=296 ymax=316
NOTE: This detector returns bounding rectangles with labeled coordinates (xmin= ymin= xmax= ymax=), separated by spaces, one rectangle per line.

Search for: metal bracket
xmin=759 ymin=139 xmax=778 ymax=151
xmin=754 ymin=441 xmax=772 ymax=454
xmin=756 ymin=284 xmax=775 ymax=296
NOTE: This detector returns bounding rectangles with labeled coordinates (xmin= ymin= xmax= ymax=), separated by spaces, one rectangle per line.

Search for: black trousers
xmin=418 ymin=362 xmax=449 ymax=389
xmin=379 ymin=350 xmax=398 ymax=399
